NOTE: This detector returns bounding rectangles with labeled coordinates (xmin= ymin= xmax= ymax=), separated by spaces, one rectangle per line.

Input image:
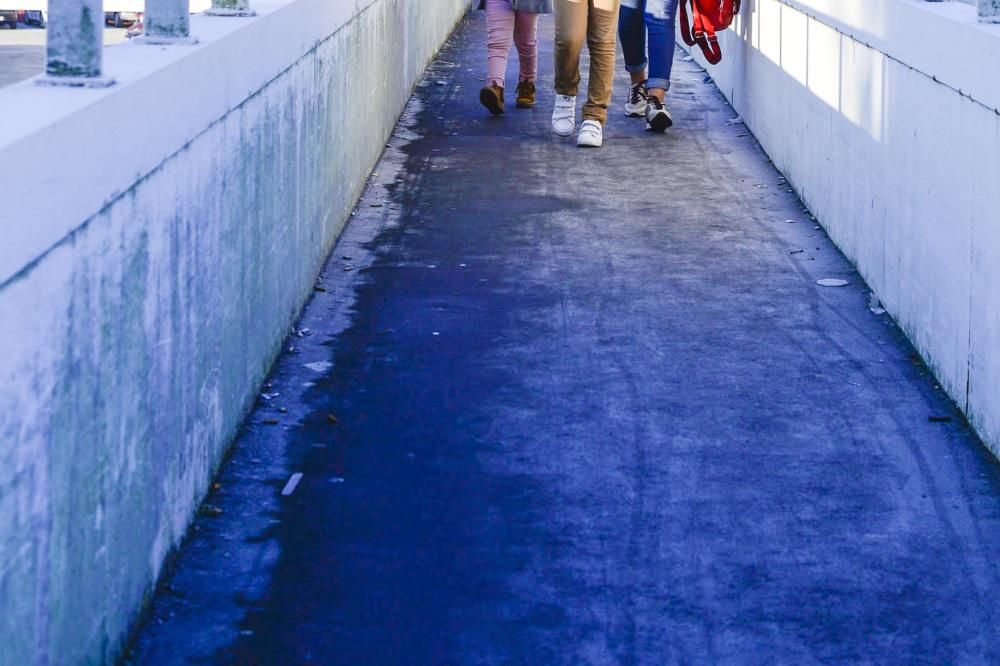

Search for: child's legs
xmin=583 ymin=0 xmax=622 ymax=123
xmin=644 ymin=0 xmax=679 ymax=92
xmin=553 ymin=0 xmax=588 ymax=96
xmin=618 ymin=0 xmax=647 ymax=81
xmin=485 ymin=0 xmax=516 ymax=87
xmin=512 ymin=11 xmax=539 ymax=83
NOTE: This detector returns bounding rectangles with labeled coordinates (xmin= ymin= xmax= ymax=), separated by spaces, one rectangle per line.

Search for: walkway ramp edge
xmin=0 ymin=1 xmax=472 ymax=663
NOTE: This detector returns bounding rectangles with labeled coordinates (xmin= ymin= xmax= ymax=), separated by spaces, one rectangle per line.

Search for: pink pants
xmin=485 ymin=0 xmax=540 ymax=88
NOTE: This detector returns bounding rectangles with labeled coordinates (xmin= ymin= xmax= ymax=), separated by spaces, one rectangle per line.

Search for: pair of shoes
xmin=623 ymin=81 xmax=673 ymax=132
xmin=480 ymin=81 xmax=537 ymax=114
xmin=551 ymin=95 xmax=604 ymax=147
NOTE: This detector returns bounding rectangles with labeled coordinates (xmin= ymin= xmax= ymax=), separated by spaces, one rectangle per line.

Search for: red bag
xmin=680 ymin=0 xmax=741 ymax=65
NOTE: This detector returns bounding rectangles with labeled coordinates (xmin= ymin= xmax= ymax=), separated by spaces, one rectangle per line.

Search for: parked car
xmin=24 ymin=9 xmax=45 ymax=26
xmin=125 ymin=14 xmax=144 ymax=39
xmin=0 ymin=10 xmax=18 ymax=29
xmin=105 ymin=11 xmax=139 ymax=27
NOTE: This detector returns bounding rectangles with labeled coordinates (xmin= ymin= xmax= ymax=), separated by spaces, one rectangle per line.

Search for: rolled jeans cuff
xmin=625 ymin=60 xmax=648 ymax=74
xmin=647 ymin=77 xmax=670 ymax=91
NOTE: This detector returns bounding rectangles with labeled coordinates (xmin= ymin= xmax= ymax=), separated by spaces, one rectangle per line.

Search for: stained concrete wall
xmin=684 ymin=0 xmax=1000 ymax=456
xmin=0 ymin=0 xmax=470 ymax=663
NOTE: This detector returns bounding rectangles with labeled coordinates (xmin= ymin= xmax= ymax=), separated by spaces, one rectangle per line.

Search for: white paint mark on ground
xmin=281 ymin=473 xmax=304 ymax=496
xmin=304 ymin=361 xmax=333 ymax=373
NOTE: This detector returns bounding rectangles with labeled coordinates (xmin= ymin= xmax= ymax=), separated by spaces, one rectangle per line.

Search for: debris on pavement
xmin=281 ymin=473 xmax=304 ymax=497
xmin=869 ymin=294 xmax=886 ymax=315
xmin=817 ymin=279 xmax=849 ymax=287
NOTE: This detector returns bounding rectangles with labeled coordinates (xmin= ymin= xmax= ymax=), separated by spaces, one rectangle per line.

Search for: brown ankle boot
xmin=479 ymin=83 xmax=505 ymax=115
xmin=515 ymin=80 xmax=536 ymax=108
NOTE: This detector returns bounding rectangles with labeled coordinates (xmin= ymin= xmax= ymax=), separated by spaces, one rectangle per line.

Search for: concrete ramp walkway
xmin=128 ymin=13 xmax=1000 ymax=665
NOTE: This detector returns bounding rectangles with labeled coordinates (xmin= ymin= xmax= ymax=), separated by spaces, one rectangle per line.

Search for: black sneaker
xmin=625 ymin=81 xmax=647 ymax=117
xmin=645 ymin=95 xmax=673 ymax=132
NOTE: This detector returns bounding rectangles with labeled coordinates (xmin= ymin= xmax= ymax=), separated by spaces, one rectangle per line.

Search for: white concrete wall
xmin=11 ymin=1 xmax=211 ymax=11
xmin=0 ymin=0 xmax=470 ymax=663
xmin=684 ymin=0 xmax=1000 ymax=453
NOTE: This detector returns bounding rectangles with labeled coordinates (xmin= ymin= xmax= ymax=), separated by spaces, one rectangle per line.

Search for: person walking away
xmin=618 ymin=0 xmax=679 ymax=132
xmin=479 ymin=0 xmax=553 ymax=115
xmin=552 ymin=0 xmax=622 ymax=147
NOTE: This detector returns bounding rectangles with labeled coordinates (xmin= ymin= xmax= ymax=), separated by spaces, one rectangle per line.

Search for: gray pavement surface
xmin=0 ymin=27 xmax=126 ymax=87
xmin=127 ymin=11 xmax=1000 ymax=665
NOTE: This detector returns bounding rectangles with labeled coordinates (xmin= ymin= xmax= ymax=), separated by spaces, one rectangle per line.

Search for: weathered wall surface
xmin=684 ymin=0 xmax=1000 ymax=456
xmin=0 ymin=0 xmax=470 ymax=663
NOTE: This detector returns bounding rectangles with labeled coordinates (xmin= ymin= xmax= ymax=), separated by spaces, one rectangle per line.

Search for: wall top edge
xmin=0 ymin=0 xmax=387 ymax=287
xmin=772 ymin=0 xmax=1000 ymax=113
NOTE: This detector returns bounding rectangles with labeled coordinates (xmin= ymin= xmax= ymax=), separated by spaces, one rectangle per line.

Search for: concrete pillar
xmin=41 ymin=0 xmax=114 ymax=87
xmin=143 ymin=0 xmax=197 ymax=44
xmin=980 ymin=0 xmax=1000 ymax=23
xmin=205 ymin=0 xmax=255 ymax=17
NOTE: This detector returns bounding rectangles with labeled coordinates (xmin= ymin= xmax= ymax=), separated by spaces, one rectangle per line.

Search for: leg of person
xmin=552 ymin=0 xmax=588 ymax=135
xmin=482 ymin=0 xmax=516 ymax=115
xmin=642 ymin=0 xmax=678 ymax=131
xmin=512 ymin=10 xmax=540 ymax=108
xmin=619 ymin=0 xmax=649 ymax=117
xmin=578 ymin=0 xmax=622 ymax=146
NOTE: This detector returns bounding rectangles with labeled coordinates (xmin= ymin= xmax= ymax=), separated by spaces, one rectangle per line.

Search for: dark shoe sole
xmin=480 ymin=88 xmax=504 ymax=115
xmin=647 ymin=112 xmax=673 ymax=133
xmin=515 ymin=99 xmax=535 ymax=109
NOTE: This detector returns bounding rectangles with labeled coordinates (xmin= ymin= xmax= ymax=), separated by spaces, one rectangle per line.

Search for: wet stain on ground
xmin=128 ymin=13 xmax=1000 ymax=666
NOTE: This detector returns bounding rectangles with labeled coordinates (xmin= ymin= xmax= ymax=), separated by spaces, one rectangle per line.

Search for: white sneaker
xmin=577 ymin=120 xmax=603 ymax=147
xmin=551 ymin=95 xmax=577 ymax=137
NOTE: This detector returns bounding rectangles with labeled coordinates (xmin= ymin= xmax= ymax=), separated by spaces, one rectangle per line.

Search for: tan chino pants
xmin=553 ymin=0 xmax=622 ymax=124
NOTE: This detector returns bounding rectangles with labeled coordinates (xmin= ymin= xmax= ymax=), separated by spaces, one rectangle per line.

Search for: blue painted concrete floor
xmin=127 ymin=12 xmax=1000 ymax=665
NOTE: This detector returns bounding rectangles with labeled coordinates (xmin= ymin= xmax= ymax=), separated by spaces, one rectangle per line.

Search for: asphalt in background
xmin=127 ymin=12 xmax=1000 ymax=665
xmin=0 ymin=27 xmax=126 ymax=88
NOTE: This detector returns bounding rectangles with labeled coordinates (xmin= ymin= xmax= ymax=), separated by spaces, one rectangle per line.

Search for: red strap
xmin=680 ymin=0 xmax=696 ymax=47
xmin=698 ymin=32 xmax=723 ymax=64
xmin=684 ymin=0 xmax=725 ymax=65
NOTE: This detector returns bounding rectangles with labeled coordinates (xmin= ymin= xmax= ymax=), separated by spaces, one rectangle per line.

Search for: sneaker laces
xmin=629 ymin=82 xmax=647 ymax=105
xmin=647 ymin=95 xmax=665 ymax=111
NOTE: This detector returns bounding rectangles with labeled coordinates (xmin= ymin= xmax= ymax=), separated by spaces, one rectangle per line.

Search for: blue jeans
xmin=619 ymin=0 xmax=680 ymax=91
